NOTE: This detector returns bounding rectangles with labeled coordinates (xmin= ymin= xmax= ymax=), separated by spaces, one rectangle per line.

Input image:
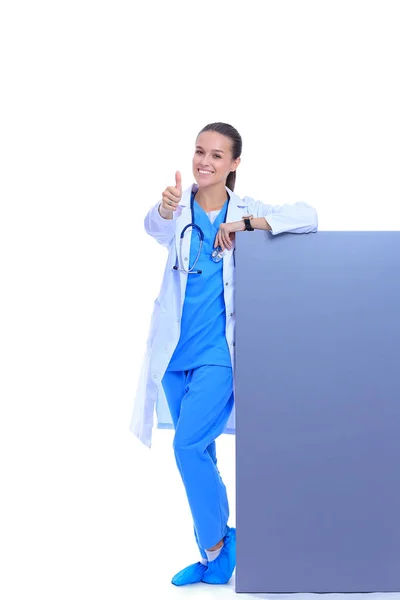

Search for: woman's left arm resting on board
xmin=215 ymin=198 xmax=318 ymax=250
xmin=248 ymin=197 xmax=318 ymax=235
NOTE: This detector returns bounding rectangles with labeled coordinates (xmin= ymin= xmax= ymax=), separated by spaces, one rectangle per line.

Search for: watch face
xmin=242 ymin=214 xmax=254 ymax=220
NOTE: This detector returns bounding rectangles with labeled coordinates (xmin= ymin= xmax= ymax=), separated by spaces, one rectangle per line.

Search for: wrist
xmin=241 ymin=214 xmax=254 ymax=231
xmin=158 ymin=203 xmax=173 ymax=220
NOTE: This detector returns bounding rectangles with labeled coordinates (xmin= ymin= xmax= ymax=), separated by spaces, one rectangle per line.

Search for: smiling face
xmin=192 ymin=131 xmax=241 ymax=189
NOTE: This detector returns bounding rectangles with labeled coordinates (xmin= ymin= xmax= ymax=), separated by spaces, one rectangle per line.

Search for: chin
xmin=193 ymin=175 xmax=215 ymax=188
xmin=196 ymin=180 xmax=212 ymax=188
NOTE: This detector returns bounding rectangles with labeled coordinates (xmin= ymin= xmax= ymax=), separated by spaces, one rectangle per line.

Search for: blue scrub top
xmin=167 ymin=193 xmax=232 ymax=371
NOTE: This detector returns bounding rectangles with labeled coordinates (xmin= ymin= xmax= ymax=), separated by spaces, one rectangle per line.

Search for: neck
xmin=194 ymin=183 xmax=228 ymax=212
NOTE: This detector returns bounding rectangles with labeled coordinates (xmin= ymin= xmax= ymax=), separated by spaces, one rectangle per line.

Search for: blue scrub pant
xmin=162 ymin=366 xmax=234 ymax=550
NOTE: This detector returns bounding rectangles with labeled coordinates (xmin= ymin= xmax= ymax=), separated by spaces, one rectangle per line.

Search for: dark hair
xmin=197 ymin=122 xmax=242 ymax=191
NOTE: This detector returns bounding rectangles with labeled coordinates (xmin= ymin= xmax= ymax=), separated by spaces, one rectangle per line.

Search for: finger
xmin=175 ymin=171 xmax=182 ymax=191
xmin=217 ymin=227 xmax=225 ymax=250
xmin=164 ymin=191 xmax=177 ymax=203
xmin=162 ymin=194 xmax=176 ymax=210
xmin=167 ymin=186 xmax=181 ymax=200
xmin=222 ymin=229 xmax=231 ymax=249
xmin=163 ymin=191 xmax=178 ymax=204
xmin=218 ymin=232 xmax=226 ymax=251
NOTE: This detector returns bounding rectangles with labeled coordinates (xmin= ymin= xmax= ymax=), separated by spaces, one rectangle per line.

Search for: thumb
xmin=175 ymin=170 xmax=182 ymax=191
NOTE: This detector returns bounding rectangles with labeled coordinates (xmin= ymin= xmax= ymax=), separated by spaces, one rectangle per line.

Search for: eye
xmin=214 ymin=154 xmax=222 ymax=159
xmin=196 ymin=150 xmax=203 ymax=155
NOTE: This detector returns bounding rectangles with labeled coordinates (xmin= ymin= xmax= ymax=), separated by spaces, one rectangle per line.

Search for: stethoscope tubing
xmin=173 ymin=192 xmax=229 ymax=275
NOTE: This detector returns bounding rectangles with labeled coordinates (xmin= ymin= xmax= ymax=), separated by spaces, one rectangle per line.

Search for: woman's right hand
xmin=159 ymin=172 xmax=182 ymax=218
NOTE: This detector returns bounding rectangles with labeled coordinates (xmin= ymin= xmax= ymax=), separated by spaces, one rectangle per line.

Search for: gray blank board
xmin=234 ymin=231 xmax=400 ymax=593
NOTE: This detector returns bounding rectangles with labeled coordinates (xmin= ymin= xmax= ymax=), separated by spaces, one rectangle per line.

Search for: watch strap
xmin=242 ymin=214 xmax=254 ymax=231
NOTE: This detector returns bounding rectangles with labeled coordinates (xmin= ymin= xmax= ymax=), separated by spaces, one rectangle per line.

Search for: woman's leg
xmin=193 ymin=440 xmax=218 ymax=557
xmin=161 ymin=370 xmax=186 ymax=427
xmin=172 ymin=365 xmax=234 ymax=551
xmin=162 ymin=370 xmax=218 ymax=559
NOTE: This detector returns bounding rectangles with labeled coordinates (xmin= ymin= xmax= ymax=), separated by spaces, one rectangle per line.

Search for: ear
xmin=231 ymin=156 xmax=241 ymax=172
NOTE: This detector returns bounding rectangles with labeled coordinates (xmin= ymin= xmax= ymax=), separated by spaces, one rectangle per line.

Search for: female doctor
xmin=130 ymin=122 xmax=318 ymax=586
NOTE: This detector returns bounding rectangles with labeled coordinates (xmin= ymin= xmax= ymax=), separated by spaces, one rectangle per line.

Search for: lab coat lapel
xmin=224 ymin=187 xmax=249 ymax=263
xmin=226 ymin=188 xmax=249 ymax=222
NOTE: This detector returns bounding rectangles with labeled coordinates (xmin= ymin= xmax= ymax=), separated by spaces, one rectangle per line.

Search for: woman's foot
xmin=202 ymin=526 xmax=236 ymax=584
xmin=171 ymin=561 xmax=207 ymax=586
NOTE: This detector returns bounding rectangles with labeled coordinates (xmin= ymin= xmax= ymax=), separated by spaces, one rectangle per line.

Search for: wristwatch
xmin=242 ymin=214 xmax=254 ymax=231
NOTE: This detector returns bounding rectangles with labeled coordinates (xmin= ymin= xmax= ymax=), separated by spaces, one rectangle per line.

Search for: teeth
xmin=199 ymin=170 xmax=213 ymax=174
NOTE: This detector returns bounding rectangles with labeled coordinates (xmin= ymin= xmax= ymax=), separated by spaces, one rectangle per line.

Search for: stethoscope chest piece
xmin=211 ymin=246 xmax=225 ymax=263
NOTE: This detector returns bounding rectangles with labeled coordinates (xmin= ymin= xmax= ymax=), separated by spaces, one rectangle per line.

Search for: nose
xmin=199 ymin=155 xmax=211 ymax=167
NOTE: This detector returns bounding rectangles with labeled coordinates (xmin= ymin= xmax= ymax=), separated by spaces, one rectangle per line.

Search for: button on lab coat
xmin=130 ymin=184 xmax=318 ymax=447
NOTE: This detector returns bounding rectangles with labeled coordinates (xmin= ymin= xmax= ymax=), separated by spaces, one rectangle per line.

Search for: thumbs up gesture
xmin=161 ymin=171 xmax=182 ymax=214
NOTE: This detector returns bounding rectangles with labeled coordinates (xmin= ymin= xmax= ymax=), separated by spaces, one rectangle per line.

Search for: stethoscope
xmin=173 ymin=192 xmax=229 ymax=275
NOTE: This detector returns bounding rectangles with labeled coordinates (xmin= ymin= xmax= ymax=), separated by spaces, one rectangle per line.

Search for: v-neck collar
xmin=193 ymin=196 xmax=229 ymax=233
xmin=192 ymin=192 xmax=229 ymax=219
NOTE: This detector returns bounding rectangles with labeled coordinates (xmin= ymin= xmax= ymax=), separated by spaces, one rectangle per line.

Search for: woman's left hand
xmin=214 ymin=221 xmax=243 ymax=251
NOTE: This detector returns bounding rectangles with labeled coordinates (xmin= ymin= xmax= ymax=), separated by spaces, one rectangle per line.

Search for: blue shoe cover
xmin=202 ymin=527 xmax=236 ymax=585
xmin=171 ymin=561 xmax=207 ymax=586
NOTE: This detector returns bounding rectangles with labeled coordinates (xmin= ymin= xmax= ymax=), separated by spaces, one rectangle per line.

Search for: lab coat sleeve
xmin=246 ymin=197 xmax=318 ymax=235
xmin=144 ymin=202 xmax=177 ymax=248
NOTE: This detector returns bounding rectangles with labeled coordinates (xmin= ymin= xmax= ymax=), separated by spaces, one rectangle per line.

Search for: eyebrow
xmin=196 ymin=145 xmax=225 ymax=153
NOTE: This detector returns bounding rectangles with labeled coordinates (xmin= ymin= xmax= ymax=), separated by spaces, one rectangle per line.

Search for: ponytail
xmin=226 ymin=170 xmax=236 ymax=192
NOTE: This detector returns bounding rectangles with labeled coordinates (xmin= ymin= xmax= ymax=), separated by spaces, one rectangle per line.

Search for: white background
xmin=1 ymin=1 xmax=399 ymax=599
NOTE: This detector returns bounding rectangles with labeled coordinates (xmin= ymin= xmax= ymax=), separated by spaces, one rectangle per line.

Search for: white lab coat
xmin=130 ymin=184 xmax=318 ymax=447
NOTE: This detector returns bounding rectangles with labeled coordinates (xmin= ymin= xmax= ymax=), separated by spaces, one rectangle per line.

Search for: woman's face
xmin=192 ymin=131 xmax=241 ymax=188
